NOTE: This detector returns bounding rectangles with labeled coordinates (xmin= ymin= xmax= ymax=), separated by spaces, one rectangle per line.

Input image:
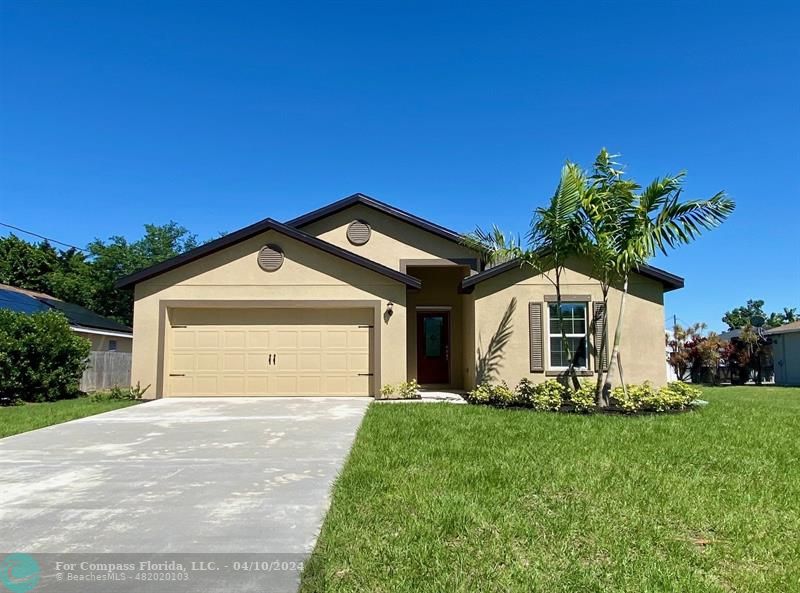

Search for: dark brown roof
xmin=115 ymin=218 xmax=421 ymax=289
xmin=460 ymin=259 xmax=684 ymax=292
xmin=286 ymin=193 xmax=467 ymax=245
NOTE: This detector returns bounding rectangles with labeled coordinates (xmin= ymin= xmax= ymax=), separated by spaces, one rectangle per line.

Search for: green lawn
xmin=301 ymin=387 xmax=800 ymax=593
xmin=0 ymin=397 xmax=138 ymax=438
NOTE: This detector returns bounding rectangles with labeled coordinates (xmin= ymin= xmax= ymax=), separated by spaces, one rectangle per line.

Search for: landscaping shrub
xmin=611 ymin=381 xmax=702 ymax=412
xmin=376 ymin=384 xmax=396 ymax=400
xmin=568 ymin=380 xmax=597 ymax=412
xmin=396 ymin=379 xmax=420 ymax=399
xmin=376 ymin=380 xmax=420 ymax=400
xmin=0 ymin=310 xmax=91 ymax=405
xmin=465 ymin=382 xmax=515 ymax=406
xmin=516 ymin=378 xmax=564 ymax=411
xmin=466 ymin=377 xmax=701 ymax=414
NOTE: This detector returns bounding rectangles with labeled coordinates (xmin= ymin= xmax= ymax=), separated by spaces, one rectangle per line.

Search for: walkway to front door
xmin=416 ymin=310 xmax=450 ymax=384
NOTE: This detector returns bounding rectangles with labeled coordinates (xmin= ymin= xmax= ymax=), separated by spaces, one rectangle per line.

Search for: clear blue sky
xmin=1 ymin=1 xmax=798 ymax=331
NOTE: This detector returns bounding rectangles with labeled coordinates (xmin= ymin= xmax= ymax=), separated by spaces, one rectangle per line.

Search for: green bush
xmin=466 ymin=378 xmax=697 ymax=414
xmin=517 ymin=379 xmax=565 ymax=411
xmin=569 ymin=380 xmax=597 ymax=412
xmin=0 ymin=310 xmax=91 ymax=405
xmin=653 ymin=381 xmax=702 ymax=411
xmin=611 ymin=382 xmax=655 ymax=412
xmin=376 ymin=384 xmax=396 ymax=400
xmin=376 ymin=380 xmax=420 ymax=400
xmin=611 ymin=381 xmax=701 ymax=412
xmin=397 ymin=379 xmax=420 ymax=399
xmin=465 ymin=382 xmax=516 ymax=407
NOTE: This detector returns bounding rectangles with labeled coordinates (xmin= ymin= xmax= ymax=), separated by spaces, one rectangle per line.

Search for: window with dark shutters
xmin=529 ymin=302 xmax=544 ymax=372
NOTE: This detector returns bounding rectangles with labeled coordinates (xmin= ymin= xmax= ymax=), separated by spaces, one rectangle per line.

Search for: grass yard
xmin=0 ymin=397 xmax=138 ymax=438
xmin=301 ymin=387 xmax=800 ymax=593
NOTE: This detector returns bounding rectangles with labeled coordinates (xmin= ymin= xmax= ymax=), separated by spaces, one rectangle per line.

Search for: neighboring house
xmin=768 ymin=320 xmax=800 ymax=386
xmin=116 ymin=193 xmax=683 ymax=398
xmin=0 ymin=284 xmax=133 ymax=352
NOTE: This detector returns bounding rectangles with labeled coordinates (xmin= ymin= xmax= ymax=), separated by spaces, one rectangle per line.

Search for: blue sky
xmin=1 ymin=1 xmax=798 ymax=331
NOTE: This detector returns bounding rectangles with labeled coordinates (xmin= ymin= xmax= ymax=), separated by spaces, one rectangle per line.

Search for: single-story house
xmin=768 ymin=320 xmax=800 ymax=386
xmin=0 ymin=283 xmax=133 ymax=352
xmin=116 ymin=193 xmax=683 ymax=398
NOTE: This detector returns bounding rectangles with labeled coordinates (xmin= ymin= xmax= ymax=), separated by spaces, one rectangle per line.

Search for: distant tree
xmin=87 ymin=222 xmax=199 ymax=325
xmin=0 ymin=222 xmax=199 ymax=326
xmin=723 ymin=299 xmax=798 ymax=329
xmin=0 ymin=235 xmax=59 ymax=293
xmin=767 ymin=307 xmax=798 ymax=328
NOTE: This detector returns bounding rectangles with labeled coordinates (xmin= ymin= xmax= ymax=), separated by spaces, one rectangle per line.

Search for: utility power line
xmin=0 ymin=222 xmax=88 ymax=252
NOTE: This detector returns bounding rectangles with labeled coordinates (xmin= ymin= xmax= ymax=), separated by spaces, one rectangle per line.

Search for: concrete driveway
xmin=0 ymin=397 xmax=369 ymax=554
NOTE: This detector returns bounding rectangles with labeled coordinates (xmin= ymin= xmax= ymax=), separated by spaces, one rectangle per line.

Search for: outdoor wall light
xmin=386 ymin=302 xmax=394 ymax=317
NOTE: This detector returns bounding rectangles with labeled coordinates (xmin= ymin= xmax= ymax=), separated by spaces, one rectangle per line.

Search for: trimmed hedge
xmin=465 ymin=379 xmax=702 ymax=413
xmin=0 ymin=309 xmax=91 ymax=405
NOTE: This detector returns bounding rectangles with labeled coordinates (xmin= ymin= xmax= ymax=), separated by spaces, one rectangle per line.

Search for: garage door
xmin=166 ymin=308 xmax=373 ymax=396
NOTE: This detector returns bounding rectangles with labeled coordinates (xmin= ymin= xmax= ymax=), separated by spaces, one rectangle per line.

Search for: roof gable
xmin=115 ymin=218 xmax=421 ymax=289
xmin=286 ymin=193 xmax=466 ymax=245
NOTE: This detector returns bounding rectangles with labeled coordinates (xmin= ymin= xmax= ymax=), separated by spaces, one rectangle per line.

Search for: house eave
xmin=460 ymin=259 xmax=685 ymax=293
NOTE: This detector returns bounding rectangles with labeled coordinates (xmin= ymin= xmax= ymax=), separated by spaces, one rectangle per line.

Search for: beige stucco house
xmin=117 ymin=194 xmax=683 ymax=398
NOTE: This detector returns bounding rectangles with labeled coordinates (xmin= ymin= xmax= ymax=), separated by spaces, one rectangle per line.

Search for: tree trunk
xmin=602 ymin=275 xmax=629 ymax=404
xmin=594 ymin=286 xmax=610 ymax=406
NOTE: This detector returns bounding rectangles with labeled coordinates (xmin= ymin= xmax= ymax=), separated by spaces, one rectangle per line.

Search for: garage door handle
xmin=169 ymin=373 xmax=185 ymax=377
xmin=267 ymin=354 xmax=273 ymax=366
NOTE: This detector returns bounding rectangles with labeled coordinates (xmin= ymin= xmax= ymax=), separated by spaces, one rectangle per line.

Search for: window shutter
xmin=593 ymin=302 xmax=609 ymax=372
xmin=529 ymin=302 xmax=544 ymax=372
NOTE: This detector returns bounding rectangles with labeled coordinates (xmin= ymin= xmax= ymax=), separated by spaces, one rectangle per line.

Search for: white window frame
xmin=546 ymin=301 xmax=589 ymax=371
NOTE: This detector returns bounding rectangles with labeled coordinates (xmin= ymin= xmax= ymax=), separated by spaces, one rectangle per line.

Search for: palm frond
xmin=650 ymin=191 xmax=735 ymax=253
xmin=461 ymin=225 xmax=525 ymax=266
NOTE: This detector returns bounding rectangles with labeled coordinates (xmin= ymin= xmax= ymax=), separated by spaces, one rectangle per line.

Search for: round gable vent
xmin=347 ymin=220 xmax=371 ymax=245
xmin=258 ymin=244 xmax=284 ymax=272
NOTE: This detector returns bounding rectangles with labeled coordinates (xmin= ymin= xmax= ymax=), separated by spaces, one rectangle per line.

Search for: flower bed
xmin=464 ymin=379 xmax=701 ymax=413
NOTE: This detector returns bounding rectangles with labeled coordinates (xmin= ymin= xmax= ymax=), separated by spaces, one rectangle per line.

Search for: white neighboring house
xmin=768 ymin=320 xmax=800 ymax=386
xmin=0 ymin=283 xmax=132 ymax=353
xmin=665 ymin=328 xmax=678 ymax=382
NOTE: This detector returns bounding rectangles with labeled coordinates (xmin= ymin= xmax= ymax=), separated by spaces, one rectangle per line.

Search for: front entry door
xmin=417 ymin=310 xmax=450 ymax=384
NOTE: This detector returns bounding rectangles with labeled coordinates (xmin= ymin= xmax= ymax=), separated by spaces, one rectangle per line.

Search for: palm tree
xmin=587 ymin=153 xmax=735 ymax=403
xmin=580 ymin=150 xmax=634 ymax=404
xmin=464 ymin=163 xmax=587 ymax=388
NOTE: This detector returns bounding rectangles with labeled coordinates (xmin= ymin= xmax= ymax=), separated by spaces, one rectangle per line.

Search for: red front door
xmin=417 ymin=310 xmax=450 ymax=384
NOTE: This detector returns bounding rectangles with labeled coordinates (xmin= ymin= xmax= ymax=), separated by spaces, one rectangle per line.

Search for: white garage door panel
xmin=167 ymin=308 xmax=372 ymax=396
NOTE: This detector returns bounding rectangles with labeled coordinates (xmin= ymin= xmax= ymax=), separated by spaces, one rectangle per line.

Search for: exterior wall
xmin=470 ymin=258 xmax=666 ymax=389
xmin=74 ymin=331 xmax=133 ymax=353
xmin=461 ymin=291 xmax=476 ymax=389
xmin=299 ymin=204 xmax=480 ymax=270
xmin=405 ymin=266 xmax=469 ymax=388
xmin=773 ymin=331 xmax=800 ymax=386
xmin=131 ymin=229 xmax=407 ymax=398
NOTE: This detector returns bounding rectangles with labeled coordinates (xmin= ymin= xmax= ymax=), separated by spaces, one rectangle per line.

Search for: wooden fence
xmin=80 ymin=351 xmax=132 ymax=392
